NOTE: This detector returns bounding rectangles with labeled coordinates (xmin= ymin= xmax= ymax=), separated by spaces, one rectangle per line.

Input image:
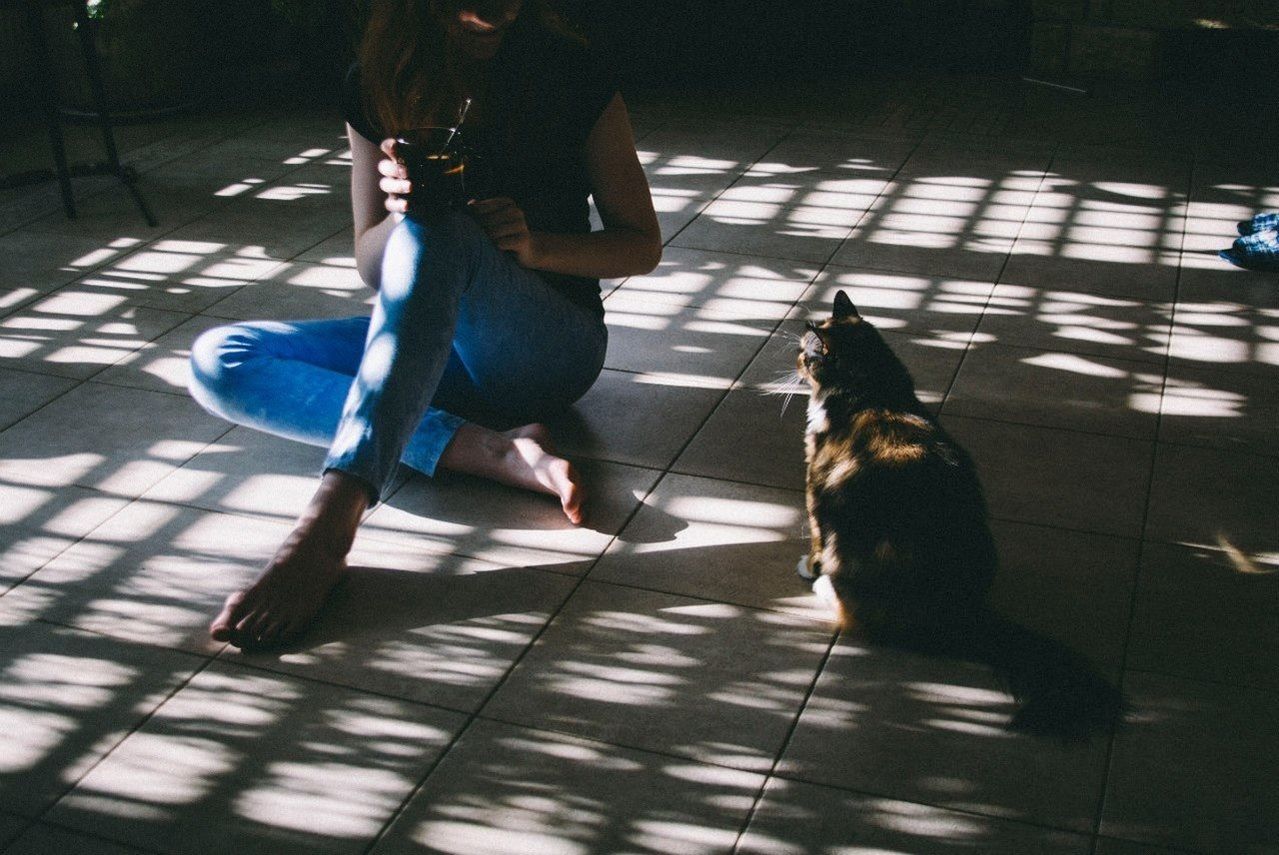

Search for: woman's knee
xmin=381 ymin=211 xmax=487 ymax=300
xmin=188 ymin=323 xmax=268 ymax=417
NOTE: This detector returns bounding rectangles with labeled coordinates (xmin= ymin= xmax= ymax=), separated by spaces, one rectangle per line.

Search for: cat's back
xmin=811 ymin=403 xmax=984 ymax=514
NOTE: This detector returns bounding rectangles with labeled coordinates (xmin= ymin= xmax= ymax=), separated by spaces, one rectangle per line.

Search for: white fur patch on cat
xmin=806 ymin=395 xmax=829 ymax=433
xmin=796 ymin=555 xmax=816 ymax=580
xmin=812 ymin=574 xmax=838 ymax=608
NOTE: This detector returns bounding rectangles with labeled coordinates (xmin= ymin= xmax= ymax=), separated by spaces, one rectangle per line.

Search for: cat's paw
xmin=812 ymin=573 xmax=839 ymax=607
xmin=796 ymin=555 xmax=820 ymax=581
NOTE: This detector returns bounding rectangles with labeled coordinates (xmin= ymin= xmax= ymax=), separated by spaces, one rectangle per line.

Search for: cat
xmin=796 ymin=289 xmax=1124 ymax=740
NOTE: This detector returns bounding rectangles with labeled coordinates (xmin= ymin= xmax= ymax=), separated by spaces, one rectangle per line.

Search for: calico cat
xmin=796 ymin=289 xmax=1123 ymax=740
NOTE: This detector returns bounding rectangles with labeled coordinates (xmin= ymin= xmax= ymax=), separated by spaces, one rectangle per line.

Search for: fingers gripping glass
xmin=393 ymin=127 xmax=471 ymax=213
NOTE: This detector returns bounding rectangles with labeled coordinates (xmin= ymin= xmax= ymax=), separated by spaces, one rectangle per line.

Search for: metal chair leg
xmin=68 ymin=0 xmax=157 ymax=226
xmin=24 ymin=0 xmax=77 ymax=218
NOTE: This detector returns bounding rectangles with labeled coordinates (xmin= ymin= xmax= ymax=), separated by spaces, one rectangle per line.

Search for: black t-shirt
xmin=343 ymin=19 xmax=617 ymax=313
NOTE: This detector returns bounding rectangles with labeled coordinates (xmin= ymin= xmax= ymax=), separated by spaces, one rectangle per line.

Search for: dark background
xmin=1 ymin=0 xmax=1277 ymax=117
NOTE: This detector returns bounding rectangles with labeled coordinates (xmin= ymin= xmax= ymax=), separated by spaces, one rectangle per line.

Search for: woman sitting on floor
xmin=187 ymin=0 xmax=660 ymax=648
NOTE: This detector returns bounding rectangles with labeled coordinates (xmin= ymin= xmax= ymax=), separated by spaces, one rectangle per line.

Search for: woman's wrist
xmin=526 ymin=231 xmax=547 ymax=269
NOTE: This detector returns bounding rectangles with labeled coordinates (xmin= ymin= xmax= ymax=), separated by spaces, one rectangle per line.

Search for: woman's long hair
xmin=358 ymin=0 xmax=579 ymax=135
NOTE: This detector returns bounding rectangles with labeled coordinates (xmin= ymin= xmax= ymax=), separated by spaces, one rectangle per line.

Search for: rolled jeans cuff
xmin=321 ymin=407 xmax=466 ymax=504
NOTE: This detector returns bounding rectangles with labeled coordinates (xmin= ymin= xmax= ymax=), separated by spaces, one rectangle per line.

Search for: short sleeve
xmin=575 ymin=47 xmax=618 ymax=139
xmin=342 ymin=63 xmax=384 ymax=144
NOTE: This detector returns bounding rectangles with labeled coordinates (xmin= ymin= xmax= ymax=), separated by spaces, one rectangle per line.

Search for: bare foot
xmin=210 ymin=471 xmax=368 ymax=648
xmin=210 ymin=531 xmax=348 ymax=648
xmin=439 ymin=422 xmax=586 ymax=524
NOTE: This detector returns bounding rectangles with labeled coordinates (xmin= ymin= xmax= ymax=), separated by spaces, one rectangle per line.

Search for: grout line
xmin=729 ymin=628 xmax=839 ymax=853
xmin=1089 ymin=155 xmax=1199 ymax=842
xmin=10 ymin=818 xmax=173 ymax=855
xmin=31 ymin=653 xmax=217 ymax=829
xmin=358 ymin=464 xmax=671 ymax=854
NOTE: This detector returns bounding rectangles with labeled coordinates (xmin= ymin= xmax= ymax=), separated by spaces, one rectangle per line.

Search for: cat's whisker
xmin=756 ymin=370 xmax=809 ymax=416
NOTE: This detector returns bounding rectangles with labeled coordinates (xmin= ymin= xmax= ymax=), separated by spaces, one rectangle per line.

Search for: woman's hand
xmin=377 ymin=139 xmax=412 ymax=215
xmin=469 ymin=196 xmax=541 ymax=267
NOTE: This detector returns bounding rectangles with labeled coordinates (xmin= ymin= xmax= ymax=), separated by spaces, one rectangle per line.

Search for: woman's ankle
xmin=295 ymin=470 xmax=371 ymax=553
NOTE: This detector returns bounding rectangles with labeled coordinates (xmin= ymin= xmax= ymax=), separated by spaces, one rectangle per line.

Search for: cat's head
xmin=797 ymin=290 xmax=912 ymax=399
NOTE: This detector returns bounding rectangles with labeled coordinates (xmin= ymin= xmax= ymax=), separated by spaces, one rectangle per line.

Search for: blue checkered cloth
xmin=1236 ymin=211 xmax=1279 ymax=236
xmin=1220 ymin=228 xmax=1279 ymax=271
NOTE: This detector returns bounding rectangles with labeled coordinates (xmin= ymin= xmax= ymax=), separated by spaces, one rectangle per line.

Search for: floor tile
xmin=977 ymin=283 xmax=1172 ymax=365
xmin=639 ymin=124 xmax=788 ymax=169
xmin=94 ymin=314 xmax=225 ymax=397
xmin=603 ymin=290 xmax=779 ymax=384
xmin=482 ymin=581 xmax=831 ymax=772
xmin=943 ymin=416 xmax=1154 ymax=538
xmin=1091 ymin=838 xmax=1191 ymax=855
xmin=159 ymin=170 xmax=352 ymax=264
xmin=613 ymin=245 xmax=817 ymax=315
xmin=1009 ymin=191 xmax=1182 ymax=299
xmin=0 ymin=813 xmax=27 ymax=850
xmin=0 ymin=287 xmax=191 ymax=380
xmin=672 ymin=199 xmax=859 ymax=264
xmin=1101 ymin=672 xmax=1279 ymax=853
xmin=757 ymin=130 xmax=916 ymax=171
xmin=0 ymin=368 xmax=77 ymax=431
xmin=831 ymin=173 xmax=1022 ymax=281
xmin=548 ymin=368 xmax=727 ymax=470
xmin=5 ymin=503 xmax=293 ymax=653
xmin=293 ymin=227 xmax=354 ymax=266
xmin=1045 ymin=156 xmax=1191 ymax=200
xmin=1144 ymin=443 xmax=1279 ymax=558
xmin=718 ymin=171 xmax=889 ymax=216
xmin=82 ymin=237 xmax=282 ymax=315
xmin=17 ymin=180 xmax=192 ymax=245
xmin=1174 ymin=261 xmax=1279 ymax=311
xmin=0 ymin=382 xmax=228 ymax=498
xmin=831 ymin=227 xmax=1013 ymax=283
xmin=46 ymin=661 xmax=465 ymax=855
xmin=1128 ymin=540 xmax=1279 ymax=691
xmin=590 ymin=474 xmax=821 ymax=617
xmin=201 ymin=260 xmax=373 ymax=322
xmin=671 ymin=383 xmax=809 ymax=491
xmin=0 ymin=230 xmax=141 ymax=318
xmin=140 ymin=425 xmax=329 ymax=523
xmin=364 ymin=459 xmax=660 ymax=568
xmin=998 ymin=253 xmax=1177 ymax=304
xmin=1166 ymin=299 xmax=1279 ymax=378
xmin=738 ymin=777 xmax=1091 ymax=855
xmin=4 ymin=824 xmax=149 ymax=855
xmin=779 ymin=638 xmax=1110 ymax=832
xmin=226 ymin=558 xmax=575 ymax=713
xmin=805 ymin=265 xmax=994 ymax=339
xmin=1159 ymin=364 xmax=1279 ymax=457
xmin=372 ymin=718 xmax=765 ymax=855
xmin=0 ymin=621 xmax=203 ymax=817
xmin=988 ymin=520 xmax=1139 ymax=673
xmin=943 ymin=342 xmax=1162 ymax=439
xmin=0 ymin=484 xmax=130 ymax=596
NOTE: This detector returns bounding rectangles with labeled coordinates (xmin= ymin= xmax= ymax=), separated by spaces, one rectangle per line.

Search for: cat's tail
xmin=964 ymin=611 xmax=1125 ymax=742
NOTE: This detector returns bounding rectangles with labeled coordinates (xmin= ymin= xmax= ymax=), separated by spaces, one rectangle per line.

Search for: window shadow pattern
xmin=0 ymin=91 xmax=1276 ymax=855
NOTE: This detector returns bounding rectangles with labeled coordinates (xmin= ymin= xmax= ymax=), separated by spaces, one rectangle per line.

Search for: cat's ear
xmin=832 ymin=290 xmax=860 ymax=321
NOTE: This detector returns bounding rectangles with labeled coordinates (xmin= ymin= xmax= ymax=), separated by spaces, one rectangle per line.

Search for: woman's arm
xmin=348 ymin=125 xmax=400 ymax=291
xmin=470 ymin=93 xmax=661 ymax=280
xmin=530 ymin=93 xmax=661 ymax=279
xmin=348 ymin=91 xmax=661 ymax=288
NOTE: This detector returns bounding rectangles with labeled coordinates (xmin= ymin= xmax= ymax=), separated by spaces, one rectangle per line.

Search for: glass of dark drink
xmin=393 ymin=127 xmax=469 ymax=213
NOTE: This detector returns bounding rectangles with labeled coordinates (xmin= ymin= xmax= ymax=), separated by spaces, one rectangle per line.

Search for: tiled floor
xmin=1 ymin=76 xmax=1276 ymax=854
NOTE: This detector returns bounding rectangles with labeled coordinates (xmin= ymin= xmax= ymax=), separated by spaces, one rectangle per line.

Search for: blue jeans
xmin=188 ymin=210 xmax=607 ymax=503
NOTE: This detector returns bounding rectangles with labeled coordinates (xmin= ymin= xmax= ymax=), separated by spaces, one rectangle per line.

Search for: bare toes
xmin=210 ymin=591 xmax=248 ymax=642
